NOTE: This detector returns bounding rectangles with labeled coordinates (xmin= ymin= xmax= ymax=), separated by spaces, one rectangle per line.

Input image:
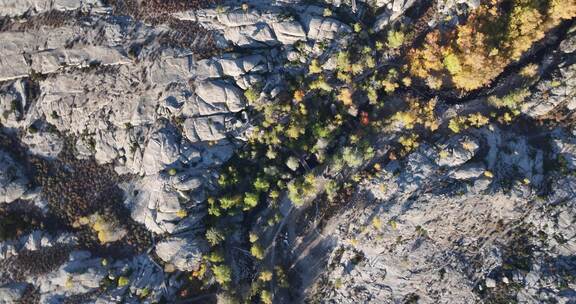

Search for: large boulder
xmin=304 ymin=17 xmax=351 ymax=41
xmin=272 ymin=21 xmax=306 ymax=44
xmin=155 ymin=235 xmax=207 ymax=272
xmin=22 ymin=131 xmax=64 ymax=160
xmin=141 ymin=125 xmax=181 ymax=175
xmin=122 ymin=175 xmax=188 ymax=234
xmin=434 ymin=135 xmax=480 ymax=168
xmin=183 ymin=115 xmax=231 ymax=142
xmin=194 ymin=80 xmax=246 ymax=115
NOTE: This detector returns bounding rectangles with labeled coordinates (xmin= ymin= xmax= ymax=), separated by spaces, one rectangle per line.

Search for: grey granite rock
xmin=272 ymin=21 xmax=306 ymax=44
xmin=194 ymin=80 xmax=246 ymax=115
xmin=31 ymin=46 xmax=130 ymax=75
xmin=22 ymin=131 xmax=64 ymax=160
xmin=224 ymin=23 xmax=278 ymax=47
xmin=141 ymin=125 xmax=181 ymax=176
xmin=121 ymin=175 xmax=185 ymax=234
xmin=305 ymin=16 xmax=351 ymax=41
xmin=217 ymin=11 xmax=261 ymax=27
xmin=0 ymin=150 xmax=28 ymax=204
xmin=32 ymin=250 xmax=105 ymax=303
xmin=0 ymin=55 xmax=29 ymax=82
xmin=183 ymin=115 xmax=233 ymax=142
xmin=0 ymin=283 xmax=27 ymax=304
xmin=0 ymin=0 xmax=109 ymax=18
xmin=372 ymin=0 xmax=417 ymax=32
xmin=449 ymin=162 xmax=485 ymax=180
xmin=155 ymin=235 xmax=208 ymax=271
xmin=0 ymin=80 xmax=28 ymax=128
xmin=435 ymin=135 xmax=479 ymax=168
xmin=2 ymin=1 xmax=575 ymax=303
xmin=521 ymin=63 xmax=575 ymax=117
xmin=553 ymin=140 xmax=576 ymax=170
xmin=196 ymin=55 xmax=267 ymax=79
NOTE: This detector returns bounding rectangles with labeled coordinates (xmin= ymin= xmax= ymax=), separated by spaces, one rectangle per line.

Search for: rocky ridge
xmin=0 ymin=0 xmax=574 ymax=303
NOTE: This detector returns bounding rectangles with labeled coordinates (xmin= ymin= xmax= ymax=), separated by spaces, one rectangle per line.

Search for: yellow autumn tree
xmin=408 ymin=0 xmax=576 ymax=91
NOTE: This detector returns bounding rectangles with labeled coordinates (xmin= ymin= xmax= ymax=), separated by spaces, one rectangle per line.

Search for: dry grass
xmin=108 ymin=0 xmax=220 ymax=20
xmin=29 ymin=139 xmax=153 ymax=256
xmin=0 ymin=245 xmax=72 ymax=284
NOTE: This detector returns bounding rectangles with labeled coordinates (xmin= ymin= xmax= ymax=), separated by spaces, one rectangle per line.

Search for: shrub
xmin=382 ymin=80 xmax=399 ymax=93
xmin=208 ymin=197 xmax=222 ymax=217
xmin=286 ymin=156 xmax=299 ymax=171
xmin=258 ymin=270 xmax=273 ymax=282
xmin=337 ymin=88 xmax=353 ymax=106
xmin=293 ymin=90 xmax=305 ymax=103
xmin=325 ymin=180 xmax=339 ymax=202
xmin=309 ymin=77 xmax=333 ymax=92
xmin=372 ymin=217 xmax=382 ymax=229
xmin=398 ymin=134 xmax=419 ymax=153
xmin=387 ymin=30 xmax=405 ymax=49
xmin=342 ymin=147 xmax=363 ymax=168
xmin=244 ymin=87 xmax=259 ymax=104
xmin=207 ymin=251 xmax=225 ymax=263
xmin=274 ymin=266 xmax=289 ymax=288
xmin=261 ymin=290 xmax=273 ymax=304
xmin=250 ymin=243 xmax=265 ymax=260
xmin=176 ymin=209 xmax=187 ymax=218
xmin=443 ymin=53 xmax=462 ymax=75
xmin=549 ymin=0 xmax=576 ymax=20
xmin=336 ymin=51 xmax=351 ymax=72
xmin=286 ymin=123 xmax=304 ymax=139
xmin=212 ymin=265 xmax=232 ymax=285
xmin=253 ymin=177 xmax=270 ymax=192
xmin=219 ymin=195 xmax=243 ymax=210
xmin=351 ymin=63 xmax=364 ymax=75
xmin=287 ymin=182 xmax=304 ymax=206
xmin=487 ymin=89 xmax=530 ymax=109
xmin=391 ymin=98 xmax=438 ymax=131
xmin=287 ymin=175 xmax=316 ymax=206
xmin=448 ymin=117 xmax=466 ymax=133
xmin=243 ymin=193 xmax=259 ymax=210
xmin=519 ymin=64 xmax=539 ymax=78
xmin=448 ymin=112 xmax=490 ymax=133
xmin=206 ymin=227 xmax=225 ymax=246
xmin=309 ymin=59 xmax=322 ymax=74
xmin=249 ymin=232 xmax=259 ymax=243
xmin=392 ymin=111 xmax=417 ymax=129
xmin=89 ymin=213 xmax=126 ymax=244
xmin=467 ymin=113 xmax=490 ymax=128
xmin=118 ymin=276 xmax=130 ymax=287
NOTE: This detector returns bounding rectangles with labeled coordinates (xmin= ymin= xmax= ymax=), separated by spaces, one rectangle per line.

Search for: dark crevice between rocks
xmin=29 ymin=139 xmax=155 ymax=259
xmin=0 ymin=10 xmax=86 ymax=32
xmin=105 ymin=0 xmax=220 ymax=18
xmin=105 ymin=0 xmax=223 ymax=60
xmin=19 ymin=284 xmax=40 ymax=304
xmin=0 ymin=200 xmax=53 ymax=242
xmin=0 ymin=128 xmax=155 ymax=260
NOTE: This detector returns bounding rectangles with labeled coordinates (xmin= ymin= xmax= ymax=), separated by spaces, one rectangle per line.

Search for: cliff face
xmin=0 ymin=0 xmax=574 ymax=303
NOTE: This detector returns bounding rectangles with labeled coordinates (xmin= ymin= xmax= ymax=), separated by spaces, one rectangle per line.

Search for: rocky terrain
xmin=0 ymin=0 xmax=574 ymax=303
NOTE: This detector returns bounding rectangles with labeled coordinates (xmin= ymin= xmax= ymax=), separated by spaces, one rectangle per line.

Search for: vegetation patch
xmin=408 ymin=0 xmax=576 ymax=91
